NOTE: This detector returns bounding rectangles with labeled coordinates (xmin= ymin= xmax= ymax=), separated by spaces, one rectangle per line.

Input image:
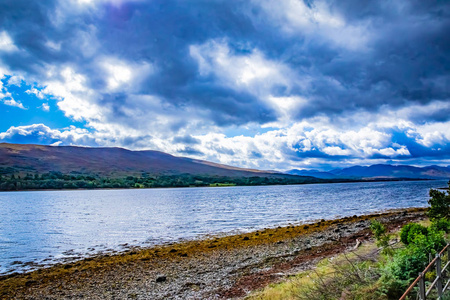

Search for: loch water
xmin=0 ymin=180 xmax=447 ymax=274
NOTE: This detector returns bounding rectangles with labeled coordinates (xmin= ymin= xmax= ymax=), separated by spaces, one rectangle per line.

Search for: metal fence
xmin=400 ymin=244 xmax=450 ymax=300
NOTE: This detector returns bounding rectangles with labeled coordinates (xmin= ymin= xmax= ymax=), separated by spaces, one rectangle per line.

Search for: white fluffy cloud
xmin=0 ymin=124 xmax=93 ymax=144
xmin=172 ymin=120 xmax=414 ymax=170
xmin=190 ymin=39 xmax=306 ymax=124
xmin=41 ymin=66 xmax=103 ymax=121
xmin=0 ymin=0 xmax=448 ymax=171
xmin=3 ymin=111 xmax=449 ymax=171
xmin=100 ymin=56 xmax=153 ymax=92
xmin=26 ymin=88 xmax=45 ymax=99
xmin=3 ymin=99 xmax=26 ymax=109
xmin=40 ymin=103 xmax=50 ymax=111
xmin=0 ymin=71 xmax=26 ymax=109
xmin=190 ymin=40 xmax=292 ymax=90
xmin=0 ymin=31 xmax=18 ymax=52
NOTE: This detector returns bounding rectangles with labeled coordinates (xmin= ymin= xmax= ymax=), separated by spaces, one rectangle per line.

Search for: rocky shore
xmin=1 ymin=208 xmax=426 ymax=299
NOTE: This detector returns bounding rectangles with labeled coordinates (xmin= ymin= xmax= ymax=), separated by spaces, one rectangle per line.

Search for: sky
xmin=0 ymin=0 xmax=449 ymax=171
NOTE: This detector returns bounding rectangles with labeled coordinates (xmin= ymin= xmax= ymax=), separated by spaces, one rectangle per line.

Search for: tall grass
xmin=247 ymin=243 xmax=386 ymax=300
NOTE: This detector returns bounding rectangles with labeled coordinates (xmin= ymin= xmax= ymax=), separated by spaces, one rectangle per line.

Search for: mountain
xmin=287 ymin=169 xmax=337 ymax=179
xmin=288 ymin=164 xmax=450 ymax=179
xmin=0 ymin=143 xmax=303 ymax=180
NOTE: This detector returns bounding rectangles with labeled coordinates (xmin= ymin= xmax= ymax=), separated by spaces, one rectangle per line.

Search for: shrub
xmin=431 ymin=218 xmax=450 ymax=233
xmin=411 ymin=227 xmax=446 ymax=254
xmin=380 ymin=223 xmax=446 ymax=298
xmin=370 ymin=221 xmax=391 ymax=253
xmin=381 ymin=245 xmax=428 ymax=298
xmin=400 ymin=223 xmax=428 ymax=245
xmin=428 ymin=181 xmax=450 ymax=221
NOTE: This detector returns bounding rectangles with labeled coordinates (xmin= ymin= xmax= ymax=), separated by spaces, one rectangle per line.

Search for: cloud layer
xmin=0 ymin=0 xmax=449 ymax=170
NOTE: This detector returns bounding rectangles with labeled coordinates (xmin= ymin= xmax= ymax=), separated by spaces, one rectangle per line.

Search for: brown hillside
xmin=0 ymin=143 xmax=290 ymax=178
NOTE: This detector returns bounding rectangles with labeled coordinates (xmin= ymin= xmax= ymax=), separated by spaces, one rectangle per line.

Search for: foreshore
xmin=1 ymin=207 xmax=427 ymax=299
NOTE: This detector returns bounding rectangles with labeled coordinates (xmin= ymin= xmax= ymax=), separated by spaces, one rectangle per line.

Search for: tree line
xmin=0 ymin=171 xmax=326 ymax=191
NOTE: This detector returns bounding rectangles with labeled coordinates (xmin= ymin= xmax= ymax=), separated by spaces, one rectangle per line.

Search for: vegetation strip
xmin=0 ymin=170 xmax=422 ymax=191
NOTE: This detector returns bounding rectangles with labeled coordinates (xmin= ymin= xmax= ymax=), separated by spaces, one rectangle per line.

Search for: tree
xmin=370 ymin=220 xmax=392 ymax=255
xmin=428 ymin=180 xmax=450 ymax=221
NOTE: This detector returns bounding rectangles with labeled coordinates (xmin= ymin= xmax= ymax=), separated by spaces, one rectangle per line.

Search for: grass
xmin=209 ymin=183 xmax=237 ymax=187
xmin=246 ymin=241 xmax=383 ymax=300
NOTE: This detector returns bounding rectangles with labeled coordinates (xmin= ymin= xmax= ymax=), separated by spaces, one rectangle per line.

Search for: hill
xmin=0 ymin=142 xmax=309 ymax=180
xmin=287 ymin=164 xmax=450 ymax=179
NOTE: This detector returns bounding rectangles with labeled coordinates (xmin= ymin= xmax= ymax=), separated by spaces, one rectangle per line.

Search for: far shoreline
xmin=0 ymin=177 xmax=437 ymax=193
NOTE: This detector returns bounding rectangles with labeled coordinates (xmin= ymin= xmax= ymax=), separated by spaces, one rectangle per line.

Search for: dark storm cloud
xmin=250 ymin=1 xmax=450 ymax=121
xmin=94 ymin=0 xmax=278 ymax=126
xmin=0 ymin=0 xmax=449 ymax=134
xmin=0 ymin=1 xmax=96 ymax=74
xmin=0 ymin=0 xmax=281 ymax=127
xmin=343 ymin=2 xmax=448 ymax=106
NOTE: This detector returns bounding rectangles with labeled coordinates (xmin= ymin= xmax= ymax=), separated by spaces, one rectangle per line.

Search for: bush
xmin=381 ymin=246 xmax=428 ymax=298
xmin=412 ymin=227 xmax=446 ymax=254
xmin=431 ymin=218 xmax=450 ymax=233
xmin=370 ymin=221 xmax=391 ymax=252
xmin=400 ymin=223 xmax=428 ymax=245
xmin=428 ymin=181 xmax=450 ymax=221
xmin=380 ymin=223 xmax=446 ymax=298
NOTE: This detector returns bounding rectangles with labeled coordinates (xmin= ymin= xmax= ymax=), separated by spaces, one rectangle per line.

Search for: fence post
xmin=448 ymin=245 xmax=450 ymax=264
xmin=436 ymin=253 xmax=443 ymax=298
xmin=419 ymin=272 xmax=426 ymax=300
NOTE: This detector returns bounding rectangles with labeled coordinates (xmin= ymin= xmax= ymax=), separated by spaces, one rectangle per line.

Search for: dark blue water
xmin=0 ymin=180 xmax=447 ymax=274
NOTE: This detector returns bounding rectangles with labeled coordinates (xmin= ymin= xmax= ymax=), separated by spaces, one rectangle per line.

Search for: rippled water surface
xmin=0 ymin=180 xmax=447 ymax=274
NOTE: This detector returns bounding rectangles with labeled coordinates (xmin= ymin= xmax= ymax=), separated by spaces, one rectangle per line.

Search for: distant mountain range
xmin=287 ymin=164 xmax=450 ymax=180
xmin=0 ymin=143 xmax=306 ymax=180
xmin=2 ymin=143 xmax=448 ymax=185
